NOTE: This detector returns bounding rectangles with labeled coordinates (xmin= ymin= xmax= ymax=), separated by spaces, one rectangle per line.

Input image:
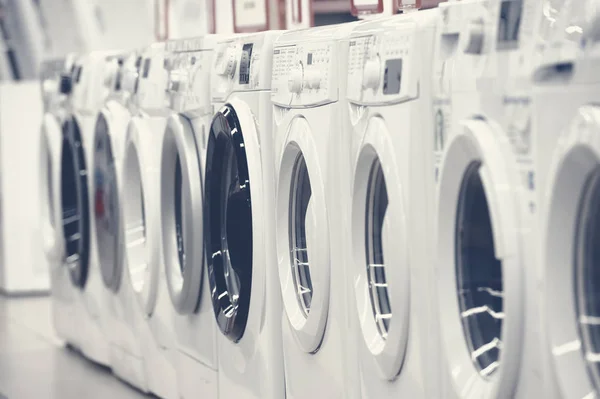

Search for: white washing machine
xmin=270 ymin=22 xmax=358 ymax=398
xmin=533 ymin=1 xmax=600 ymax=398
xmin=60 ymin=51 xmax=116 ymax=366
xmin=432 ymin=0 xmax=548 ymax=397
xmin=122 ymin=42 xmax=179 ymax=399
xmin=41 ymin=55 xmax=78 ymax=343
xmin=205 ymin=31 xmax=284 ymax=399
xmin=92 ymin=51 xmax=150 ymax=390
xmin=159 ymin=35 xmax=221 ymax=399
xmin=342 ymin=9 xmax=438 ymax=399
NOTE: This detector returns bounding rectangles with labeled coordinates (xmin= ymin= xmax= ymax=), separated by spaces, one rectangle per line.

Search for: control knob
xmin=288 ymin=66 xmax=304 ymax=93
xmin=305 ymin=69 xmax=321 ymax=89
xmin=59 ymin=73 xmax=72 ymax=94
xmin=216 ymin=45 xmax=238 ymax=77
xmin=463 ymin=17 xmax=485 ymax=54
xmin=103 ymin=61 xmax=119 ymax=88
xmin=120 ymin=66 xmax=139 ymax=93
xmin=362 ymin=57 xmax=381 ymax=90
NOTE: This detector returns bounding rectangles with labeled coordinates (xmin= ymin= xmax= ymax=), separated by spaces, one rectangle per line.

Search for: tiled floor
xmin=0 ymin=295 xmax=150 ymax=399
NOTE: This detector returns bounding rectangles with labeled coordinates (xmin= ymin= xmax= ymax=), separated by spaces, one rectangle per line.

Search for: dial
xmin=463 ymin=17 xmax=486 ymax=54
xmin=288 ymin=66 xmax=304 ymax=93
xmin=362 ymin=57 xmax=381 ymax=90
xmin=216 ymin=45 xmax=238 ymax=77
xmin=120 ymin=65 xmax=139 ymax=93
xmin=103 ymin=60 xmax=118 ymax=88
xmin=305 ymin=69 xmax=321 ymax=89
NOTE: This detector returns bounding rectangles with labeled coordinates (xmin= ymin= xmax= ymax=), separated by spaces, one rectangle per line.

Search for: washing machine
xmin=204 ymin=31 xmax=284 ymax=399
xmin=122 ymin=42 xmax=179 ymax=399
xmin=60 ymin=51 xmax=117 ymax=366
xmin=91 ymin=50 xmax=150 ymax=390
xmin=270 ymin=22 xmax=357 ymax=398
xmin=159 ymin=35 xmax=221 ymax=399
xmin=41 ymin=55 xmax=78 ymax=343
xmin=432 ymin=0 xmax=548 ymax=397
xmin=533 ymin=1 xmax=600 ymax=398
xmin=342 ymin=9 xmax=438 ymax=399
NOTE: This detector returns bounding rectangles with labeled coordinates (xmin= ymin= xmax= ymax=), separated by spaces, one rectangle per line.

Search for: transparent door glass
xmin=288 ymin=151 xmax=314 ymax=317
xmin=455 ymin=161 xmax=504 ymax=378
xmin=174 ymin=154 xmax=186 ymax=273
xmin=575 ymin=168 xmax=600 ymax=391
xmin=365 ymin=159 xmax=392 ymax=339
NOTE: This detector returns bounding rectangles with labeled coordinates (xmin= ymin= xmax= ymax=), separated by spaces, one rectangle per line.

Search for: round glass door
xmin=365 ymin=158 xmax=392 ymax=339
xmin=436 ymin=118 xmax=523 ymax=398
xmin=93 ymin=114 xmax=122 ymax=291
xmin=455 ymin=161 xmax=503 ymax=377
xmin=288 ymin=151 xmax=314 ymax=316
xmin=576 ymin=167 xmax=600 ymax=392
xmin=351 ymin=117 xmax=412 ymax=380
xmin=276 ymin=116 xmax=331 ymax=353
xmin=540 ymin=106 xmax=600 ymax=398
xmin=60 ymin=117 xmax=90 ymax=288
xmin=205 ymin=104 xmax=253 ymax=342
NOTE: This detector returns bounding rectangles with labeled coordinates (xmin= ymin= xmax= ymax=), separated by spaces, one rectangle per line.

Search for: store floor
xmin=0 ymin=295 xmax=150 ymax=399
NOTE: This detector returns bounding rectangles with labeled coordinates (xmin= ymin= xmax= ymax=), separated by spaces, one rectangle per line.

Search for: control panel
xmin=164 ymin=38 xmax=213 ymax=113
xmin=134 ymin=44 xmax=169 ymax=112
xmin=41 ymin=59 xmax=67 ymax=105
xmin=71 ymin=55 xmax=108 ymax=113
xmin=271 ymin=41 xmax=336 ymax=108
xmin=211 ymin=35 xmax=270 ymax=101
xmin=346 ymin=26 xmax=418 ymax=106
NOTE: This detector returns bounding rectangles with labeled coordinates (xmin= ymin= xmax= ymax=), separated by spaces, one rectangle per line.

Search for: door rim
xmin=160 ymin=114 xmax=205 ymax=315
xmin=123 ymin=118 xmax=160 ymax=316
xmin=41 ymin=114 xmax=65 ymax=263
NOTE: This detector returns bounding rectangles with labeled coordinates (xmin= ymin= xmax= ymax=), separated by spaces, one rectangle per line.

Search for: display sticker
xmin=383 ymin=59 xmax=402 ymax=95
xmin=239 ymin=43 xmax=254 ymax=85
xmin=497 ymin=0 xmax=523 ymax=50
xmin=350 ymin=0 xmax=383 ymax=15
xmin=233 ymin=0 xmax=268 ymax=32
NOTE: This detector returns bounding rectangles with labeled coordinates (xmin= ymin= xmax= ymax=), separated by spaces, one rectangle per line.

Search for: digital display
xmin=497 ymin=0 xmax=523 ymax=50
xmin=74 ymin=66 xmax=83 ymax=83
xmin=142 ymin=58 xmax=151 ymax=78
xmin=307 ymin=53 xmax=313 ymax=65
xmin=239 ymin=43 xmax=254 ymax=85
xmin=383 ymin=59 xmax=402 ymax=95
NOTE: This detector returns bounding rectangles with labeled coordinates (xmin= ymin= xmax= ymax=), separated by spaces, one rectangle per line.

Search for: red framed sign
xmin=286 ymin=0 xmax=314 ymax=28
xmin=154 ymin=0 xmax=169 ymax=40
xmin=232 ymin=0 xmax=269 ymax=33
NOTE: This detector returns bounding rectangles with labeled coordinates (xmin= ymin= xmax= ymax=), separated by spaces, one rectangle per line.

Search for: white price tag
xmin=233 ymin=0 xmax=268 ymax=32
xmin=350 ymin=0 xmax=383 ymax=15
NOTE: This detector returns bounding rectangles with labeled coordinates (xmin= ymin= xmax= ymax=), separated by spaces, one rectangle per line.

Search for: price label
xmin=233 ymin=0 xmax=268 ymax=32
xmin=350 ymin=0 xmax=383 ymax=15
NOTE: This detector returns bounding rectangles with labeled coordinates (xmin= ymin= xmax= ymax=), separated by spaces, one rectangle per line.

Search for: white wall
xmin=0 ymin=81 xmax=49 ymax=294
